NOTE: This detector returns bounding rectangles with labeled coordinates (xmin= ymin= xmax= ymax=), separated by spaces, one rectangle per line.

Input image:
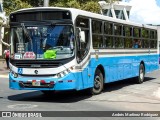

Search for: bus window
xmin=76 ymin=17 xmax=90 ymax=62
xmin=150 ymin=40 xmax=157 ymax=49
xmin=92 ymin=20 xmax=103 ymax=49
xmin=133 ymin=27 xmax=140 ymax=38
xmin=133 ymin=39 xmax=142 ymax=48
xmin=125 ymin=38 xmax=132 ymax=48
xmin=92 ymin=35 xmax=103 ymax=48
xmin=123 ymin=26 xmax=132 ymax=37
xmin=150 ymin=30 xmax=155 ymax=39
xmin=92 ymin=20 xmax=102 ymax=34
xmin=104 ymin=22 xmax=113 ymax=35
xmin=142 ymin=28 xmax=149 ymax=38
xmin=76 ymin=17 xmax=89 ymax=28
xmin=115 ymin=37 xmax=124 ymax=48
xmin=104 ymin=36 xmax=113 ymax=48
xmin=143 ymin=39 xmax=149 ymax=48
xmin=114 ymin=24 xmax=122 ymax=36
xmin=155 ymin=31 xmax=157 ymax=39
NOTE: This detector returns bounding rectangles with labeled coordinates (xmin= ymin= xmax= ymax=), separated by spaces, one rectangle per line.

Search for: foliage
xmin=21 ymin=0 xmax=43 ymax=7
xmin=82 ymin=1 xmax=100 ymax=13
xmin=50 ymin=0 xmax=81 ymax=8
xmin=3 ymin=0 xmax=119 ymax=16
xmin=50 ymin=0 xmax=100 ymax=13
xmin=3 ymin=0 xmax=32 ymax=16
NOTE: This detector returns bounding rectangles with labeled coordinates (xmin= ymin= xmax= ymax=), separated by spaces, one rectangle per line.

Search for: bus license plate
xmin=32 ymin=80 xmax=40 ymax=86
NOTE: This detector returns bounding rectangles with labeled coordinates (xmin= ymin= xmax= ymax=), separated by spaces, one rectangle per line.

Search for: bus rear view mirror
xmin=76 ymin=27 xmax=85 ymax=43
xmin=80 ymin=31 xmax=85 ymax=43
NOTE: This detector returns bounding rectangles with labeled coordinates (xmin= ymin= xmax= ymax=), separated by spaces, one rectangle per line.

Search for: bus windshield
xmin=10 ymin=25 xmax=74 ymax=60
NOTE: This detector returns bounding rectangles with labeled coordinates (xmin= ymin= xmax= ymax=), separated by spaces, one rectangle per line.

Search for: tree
xmin=82 ymin=1 xmax=100 ymax=13
xmin=21 ymin=0 xmax=43 ymax=7
xmin=3 ymin=0 xmax=120 ymax=16
xmin=50 ymin=0 xmax=120 ymax=14
xmin=3 ymin=0 xmax=32 ymax=16
xmin=50 ymin=0 xmax=100 ymax=13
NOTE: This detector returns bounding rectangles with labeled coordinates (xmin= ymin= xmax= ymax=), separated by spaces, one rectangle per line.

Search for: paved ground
xmin=0 ymin=60 xmax=9 ymax=77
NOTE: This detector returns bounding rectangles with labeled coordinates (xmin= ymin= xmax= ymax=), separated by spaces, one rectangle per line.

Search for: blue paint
xmin=9 ymin=54 xmax=159 ymax=91
xmin=17 ymin=68 xmax=23 ymax=74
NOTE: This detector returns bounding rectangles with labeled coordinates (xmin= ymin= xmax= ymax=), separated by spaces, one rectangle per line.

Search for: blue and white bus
xmin=9 ymin=7 xmax=159 ymax=95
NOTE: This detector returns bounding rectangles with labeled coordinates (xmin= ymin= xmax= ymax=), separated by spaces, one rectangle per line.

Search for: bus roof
xmin=11 ymin=7 xmax=157 ymax=30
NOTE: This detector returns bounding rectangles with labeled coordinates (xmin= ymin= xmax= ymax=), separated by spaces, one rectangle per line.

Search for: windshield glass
xmin=10 ymin=25 xmax=74 ymax=60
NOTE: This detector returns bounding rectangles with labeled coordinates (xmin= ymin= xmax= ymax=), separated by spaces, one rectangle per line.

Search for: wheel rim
xmin=140 ymin=67 xmax=144 ymax=80
xmin=94 ymin=76 xmax=101 ymax=90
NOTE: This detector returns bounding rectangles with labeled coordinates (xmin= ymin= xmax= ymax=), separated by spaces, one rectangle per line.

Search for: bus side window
xmin=133 ymin=39 xmax=142 ymax=48
xmin=76 ymin=27 xmax=89 ymax=62
xmin=76 ymin=17 xmax=90 ymax=63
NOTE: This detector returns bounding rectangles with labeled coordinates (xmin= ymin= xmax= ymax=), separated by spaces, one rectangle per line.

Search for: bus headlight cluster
xmin=56 ymin=68 xmax=72 ymax=78
xmin=10 ymin=70 xmax=18 ymax=78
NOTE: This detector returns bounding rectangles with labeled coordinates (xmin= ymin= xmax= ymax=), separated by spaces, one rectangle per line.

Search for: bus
xmin=9 ymin=7 xmax=159 ymax=95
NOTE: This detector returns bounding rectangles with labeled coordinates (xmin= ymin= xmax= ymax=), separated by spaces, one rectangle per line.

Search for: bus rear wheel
xmin=89 ymin=69 xmax=104 ymax=95
xmin=136 ymin=64 xmax=145 ymax=84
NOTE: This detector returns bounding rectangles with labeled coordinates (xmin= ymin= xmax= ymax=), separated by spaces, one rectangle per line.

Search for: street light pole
xmin=43 ymin=0 xmax=49 ymax=7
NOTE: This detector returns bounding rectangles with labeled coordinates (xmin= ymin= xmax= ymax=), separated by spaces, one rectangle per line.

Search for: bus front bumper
xmin=9 ymin=72 xmax=77 ymax=91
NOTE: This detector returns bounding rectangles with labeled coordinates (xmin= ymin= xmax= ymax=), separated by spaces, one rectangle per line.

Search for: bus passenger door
xmin=76 ymin=29 xmax=90 ymax=88
xmin=75 ymin=17 xmax=90 ymax=89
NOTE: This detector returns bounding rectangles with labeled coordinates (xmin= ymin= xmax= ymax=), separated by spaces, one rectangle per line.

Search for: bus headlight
xmin=10 ymin=70 xmax=18 ymax=78
xmin=57 ymin=73 xmax=62 ymax=78
xmin=62 ymin=71 xmax=66 ymax=75
xmin=56 ymin=66 xmax=74 ymax=78
xmin=13 ymin=73 xmax=18 ymax=78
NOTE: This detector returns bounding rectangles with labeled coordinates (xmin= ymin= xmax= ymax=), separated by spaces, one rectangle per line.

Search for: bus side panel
xmin=87 ymin=66 xmax=95 ymax=88
xmin=132 ymin=58 xmax=139 ymax=77
xmin=124 ymin=63 xmax=132 ymax=79
xmin=107 ymin=65 xmax=124 ymax=82
xmin=149 ymin=54 xmax=159 ymax=72
xmin=74 ymin=72 xmax=85 ymax=90
xmin=91 ymin=57 xmax=124 ymax=83
xmin=89 ymin=54 xmax=158 ymax=85
xmin=76 ymin=63 xmax=95 ymax=90
xmin=81 ymin=67 xmax=89 ymax=89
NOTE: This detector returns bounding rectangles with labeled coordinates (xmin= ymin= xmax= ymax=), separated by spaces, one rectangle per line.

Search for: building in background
xmin=98 ymin=1 xmax=132 ymax=21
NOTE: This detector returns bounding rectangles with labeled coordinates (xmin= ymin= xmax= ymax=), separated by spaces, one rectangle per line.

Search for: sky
xmin=122 ymin=0 xmax=160 ymax=25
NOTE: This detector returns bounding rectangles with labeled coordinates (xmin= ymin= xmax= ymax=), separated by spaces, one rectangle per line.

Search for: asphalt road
xmin=0 ymin=62 xmax=160 ymax=120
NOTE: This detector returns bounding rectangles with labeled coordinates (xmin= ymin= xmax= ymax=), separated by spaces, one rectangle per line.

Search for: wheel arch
xmin=96 ymin=64 xmax=105 ymax=82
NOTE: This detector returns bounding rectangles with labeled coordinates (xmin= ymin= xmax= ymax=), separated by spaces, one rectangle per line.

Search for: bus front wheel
xmin=89 ymin=69 xmax=104 ymax=95
xmin=136 ymin=64 xmax=145 ymax=84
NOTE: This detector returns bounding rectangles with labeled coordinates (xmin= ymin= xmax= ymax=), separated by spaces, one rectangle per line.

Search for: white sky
xmin=123 ymin=0 xmax=160 ymax=25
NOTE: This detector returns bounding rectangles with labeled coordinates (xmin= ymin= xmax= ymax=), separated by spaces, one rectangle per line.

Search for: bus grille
xmin=11 ymin=60 xmax=61 ymax=68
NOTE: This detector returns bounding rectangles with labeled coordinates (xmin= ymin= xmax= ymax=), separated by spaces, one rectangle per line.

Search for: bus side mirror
xmin=77 ymin=27 xmax=85 ymax=43
xmin=80 ymin=31 xmax=85 ymax=43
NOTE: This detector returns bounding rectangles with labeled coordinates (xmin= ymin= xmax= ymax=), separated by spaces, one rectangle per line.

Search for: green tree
xmin=4 ymin=0 xmax=120 ymax=16
xmin=3 ymin=0 xmax=32 ymax=16
xmin=21 ymin=0 xmax=43 ymax=7
xmin=50 ymin=0 xmax=100 ymax=13
xmin=50 ymin=0 xmax=81 ymax=8
xmin=82 ymin=1 xmax=100 ymax=13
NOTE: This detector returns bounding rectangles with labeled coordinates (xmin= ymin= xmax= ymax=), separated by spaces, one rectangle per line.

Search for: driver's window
xmin=76 ymin=17 xmax=90 ymax=63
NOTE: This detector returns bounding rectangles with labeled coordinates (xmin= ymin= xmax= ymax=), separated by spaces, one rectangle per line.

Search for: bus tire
xmin=136 ymin=64 xmax=145 ymax=84
xmin=89 ymin=69 xmax=104 ymax=95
